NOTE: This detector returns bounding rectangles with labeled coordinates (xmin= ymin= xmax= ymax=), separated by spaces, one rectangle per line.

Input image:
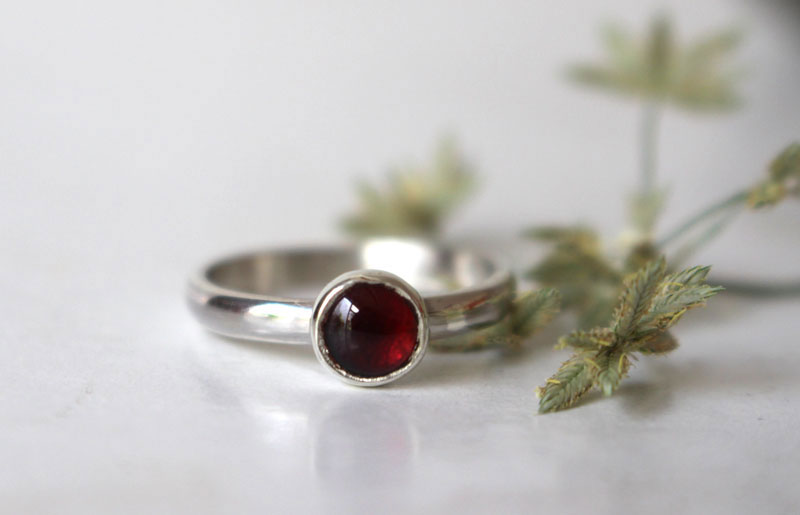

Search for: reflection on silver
xmin=246 ymin=302 xmax=312 ymax=340
xmin=360 ymin=239 xmax=440 ymax=292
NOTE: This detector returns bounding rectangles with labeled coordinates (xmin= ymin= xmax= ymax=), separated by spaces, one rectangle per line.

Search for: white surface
xmin=2 ymin=1 xmax=799 ymax=514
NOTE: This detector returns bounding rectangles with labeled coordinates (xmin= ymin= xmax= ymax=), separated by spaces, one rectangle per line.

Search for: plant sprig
xmin=525 ymin=142 xmax=799 ymax=332
xmin=531 ymin=16 xmax=795 ymax=412
xmin=537 ymin=257 xmax=722 ymax=413
xmin=570 ymin=16 xmax=743 ymax=112
xmin=525 ymin=226 xmax=623 ymax=330
xmin=337 ymin=13 xmax=797 ymax=415
xmin=342 ymin=138 xmax=474 ymax=237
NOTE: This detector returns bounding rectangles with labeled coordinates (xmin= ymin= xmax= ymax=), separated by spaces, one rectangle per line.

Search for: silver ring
xmin=187 ymin=239 xmax=514 ymax=386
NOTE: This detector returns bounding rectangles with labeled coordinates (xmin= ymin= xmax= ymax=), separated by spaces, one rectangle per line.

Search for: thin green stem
xmin=669 ymin=208 xmax=740 ymax=266
xmin=716 ymin=279 xmax=800 ymax=298
xmin=657 ymin=190 xmax=749 ymax=249
xmin=640 ymin=103 xmax=661 ymax=195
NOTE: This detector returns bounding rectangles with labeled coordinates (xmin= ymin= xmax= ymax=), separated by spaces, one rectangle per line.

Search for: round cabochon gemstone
xmin=321 ymin=282 xmax=419 ymax=378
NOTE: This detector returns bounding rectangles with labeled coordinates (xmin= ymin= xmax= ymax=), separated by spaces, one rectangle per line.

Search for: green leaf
xmin=664 ymin=264 xmax=711 ymax=288
xmin=537 ymin=353 xmax=597 ymax=413
xmin=569 ymin=15 xmax=744 ymax=111
xmin=602 ymin=24 xmax=638 ymax=72
xmin=575 ymin=292 xmax=619 ymax=329
xmin=684 ymin=28 xmax=742 ymax=67
xmin=671 ymin=73 xmax=742 ymax=111
xmin=538 ymin=258 xmax=721 ymax=413
xmin=637 ymin=331 xmax=679 ymax=354
xmin=594 ymin=349 xmax=631 ymax=396
xmin=645 ymin=15 xmax=673 ymax=88
xmin=611 ymin=257 xmax=666 ymax=338
xmin=637 ymin=283 xmax=724 ymax=336
xmin=512 ymin=288 xmax=561 ymax=339
xmin=341 ymin=137 xmax=474 ymax=237
xmin=749 ymin=142 xmax=800 ymax=206
xmin=569 ymin=64 xmax=641 ymax=96
xmin=523 ymin=225 xmax=598 ymax=248
xmin=747 ymin=180 xmax=787 ymax=209
xmin=556 ymin=328 xmax=614 ymax=350
xmin=525 ymin=224 xmax=624 ymax=329
xmin=430 ymin=288 xmax=560 ymax=351
xmin=429 ymin=315 xmax=513 ymax=352
xmin=768 ymin=142 xmax=800 ymax=182
xmin=528 ymin=250 xmax=620 ymax=290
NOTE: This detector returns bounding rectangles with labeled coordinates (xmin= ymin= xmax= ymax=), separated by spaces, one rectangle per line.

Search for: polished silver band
xmin=187 ymin=239 xmax=514 ymax=346
xmin=187 ymin=239 xmax=514 ymax=386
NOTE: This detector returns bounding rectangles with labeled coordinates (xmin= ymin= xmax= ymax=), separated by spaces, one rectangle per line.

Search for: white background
xmin=2 ymin=1 xmax=799 ymax=513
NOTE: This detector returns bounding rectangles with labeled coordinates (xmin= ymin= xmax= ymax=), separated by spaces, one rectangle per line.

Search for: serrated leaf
xmin=747 ymin=180 xmax=787 ymax=209
xmin=664 ymin=265 xmax=711 ymax=288
xmin=523 ymin=225 xmax=598 ymax=248
xmin=612 ymin=257 xmax=666 ymax=338
xmin=768 ymin=142 xmax=800 ymax=182
xmin=512 ymin=288 xmax=561 ymax=339
xmin=431 ymin=289 xmax=561 ymax=351
xmin=537 ymin=353 xmax=597 ymax=413
xmin=569 ymin=15 xmax=743 ymax=111
xmin=684 ymin=28 xmax=742 ymax=65
xmin=602 ymin=24 xmax=637 ymax=70
xmin=538 ymin=258 xmax=721 ymax=413
xmin=637 ymin=331 xmax=679 ymax=354
xmin=429 ymin=315 xmax=513 ymax=352
xmin=594 ymin=349 xmax=631 ymax=396
xmin=342 ymin=138 xmax=474 ymax=237
xmin=569 ymin=64 xmax=641 ymax=96
xmin=637 ymin=283 xmax=724 ymax=336
xmin=575 ymin=292 xmax=619 ymax=329
xmin=528 ymin=247 xmax=620 ymax=286
xmin=556 ymin=328 xmax=614 ymax=350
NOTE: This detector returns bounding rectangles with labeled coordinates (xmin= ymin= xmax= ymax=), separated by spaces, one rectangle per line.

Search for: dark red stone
xmin=321 ymin=282 xmax=419 ymax=378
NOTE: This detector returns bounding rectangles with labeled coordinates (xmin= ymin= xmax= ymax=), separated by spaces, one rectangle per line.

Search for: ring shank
xmin=187 ymin=239 xmax=514 ymax=345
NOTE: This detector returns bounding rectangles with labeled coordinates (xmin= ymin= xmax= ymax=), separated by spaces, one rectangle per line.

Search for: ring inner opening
xmin=206 ymin=240 xmax=499 ymax=299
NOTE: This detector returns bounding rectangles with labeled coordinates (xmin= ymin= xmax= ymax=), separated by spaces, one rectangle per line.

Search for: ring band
xmin=187 ymin=239 xmax=514 ymax=386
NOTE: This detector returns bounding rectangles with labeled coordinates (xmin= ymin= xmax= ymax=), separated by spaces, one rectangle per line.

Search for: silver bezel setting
xmin=310 ymin=269 xmax=429 ymax=387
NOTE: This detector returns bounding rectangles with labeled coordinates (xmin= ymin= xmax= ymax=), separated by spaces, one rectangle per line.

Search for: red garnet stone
xmin=321 ymin=282 xmax=419 ymax=378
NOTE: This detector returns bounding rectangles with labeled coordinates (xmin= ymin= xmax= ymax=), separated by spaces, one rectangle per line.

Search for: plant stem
xmin=669 ymin=208 xmax=740 ymax=266
xmin=716 ymin=279 xmax=800 ymax=297
xmin=657 ymin=190 xmax=749 ymax=249
xmin=640 ymin=102 xmax=661 ymax=195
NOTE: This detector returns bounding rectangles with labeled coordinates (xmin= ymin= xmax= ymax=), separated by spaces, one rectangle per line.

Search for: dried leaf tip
xmin=748 ymin=142 xmax=800 ymax=208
